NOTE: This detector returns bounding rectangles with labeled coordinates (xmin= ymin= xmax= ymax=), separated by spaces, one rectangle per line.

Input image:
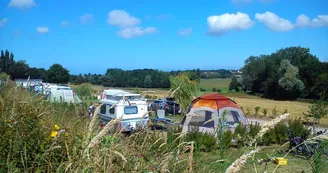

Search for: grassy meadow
xmin=82 ymin=78 xmax=328 ymax=127
xmin=2 ymin=83 xmax=328 ymax=173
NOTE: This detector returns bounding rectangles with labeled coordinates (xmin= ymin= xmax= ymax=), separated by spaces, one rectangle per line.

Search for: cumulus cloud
xmin=207 ymin=12 xmax=254 ymax=35
xmin=0 ymin=18 xmax=8 ymax=27
xmin=60 ymin=21 xmax=69 ymax=27
xmin=296 ymin=14 xmax=328 ymax=28
xmin=8 ymin=0 xmax=36 ymax=9
xmin=36 ymin=27 xmax=49 ymax=34
xmin=80 ymin=14 xmax=94 ymax=24
xmin=108 ymin=10 xmax=140 ymax=28
xmin=117 ymin=27 xmax=157 ymax=39
xmin=178 ymin=28 xmax=192 ymax=36
xmin=255 ymin=11 xmax=293 ymax=31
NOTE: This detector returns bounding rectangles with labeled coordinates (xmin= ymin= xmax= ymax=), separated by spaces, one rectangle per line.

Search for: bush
xmin=233 ymin=124 xmax=248 ymax=148
xmin=262 ymin=108 xmax=268 ymax=116
xmin=217 ymin=88 xmax=222 ymax=93
xmin=200 ymin=88 xmax=206 ymax=92
xmin=262 ymin=128 xmax=277 ymax=145
xmin=212 ymin=88 xmax=217 ymax=92
xmin=288 ymin=118 xmax=311 ymax=139
xmin=184 ymin=128 xmax=217 ymax=152
xmin=272 ymin=106 xmax=278 ymax=117
xmin=274 ymin=122 xmax=289 ymax=144
xmin=73 ymin=83 xmax=94 ymax=98
xmin=248 ymin=122 xmax=261 ymax=139
xmin=254 ymin=106 xmax=260 ymax=116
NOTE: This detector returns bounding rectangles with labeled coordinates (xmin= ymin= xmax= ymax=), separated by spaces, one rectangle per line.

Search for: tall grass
xmin=0 ymin=84 xmax=196 ymax=172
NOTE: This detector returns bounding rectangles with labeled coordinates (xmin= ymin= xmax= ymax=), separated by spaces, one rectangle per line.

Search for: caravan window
xmin=100 ymin=104 xmax=107 ymax=114
xmin=189 ymin=110 xmax=214 ymax=128
xmin=124 ymin=106 xmax=138 ymax=114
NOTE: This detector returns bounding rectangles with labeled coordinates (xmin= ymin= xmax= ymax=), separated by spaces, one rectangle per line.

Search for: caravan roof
xmin=103 ymin=89 xmax=139 ymax=97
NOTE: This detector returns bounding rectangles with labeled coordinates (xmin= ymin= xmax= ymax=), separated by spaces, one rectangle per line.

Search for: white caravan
xmin=45 ymin=85 xmax=82 ymax=103
xmin=98 ymin=89 xmax=149 ymax=132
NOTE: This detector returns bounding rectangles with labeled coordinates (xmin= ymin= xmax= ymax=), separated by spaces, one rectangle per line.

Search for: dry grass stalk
xmin=188 ymin=141 xmax=194 ymax=173
xmin=85 ymin=104 xmax=104 ymax=145
xmin=225 ymin=148 xmax=261 ymax=173
xmin=169 ymin=86 xmax=181 ymax=97
xmin=84 ymin=117 xmax=122 ymax=154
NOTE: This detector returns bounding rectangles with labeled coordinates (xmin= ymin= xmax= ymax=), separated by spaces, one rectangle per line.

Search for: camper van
xmin=45 ymin=85 xmax=82 ymax=103
xmin=98 ymin=89 xmax=149 ymax=132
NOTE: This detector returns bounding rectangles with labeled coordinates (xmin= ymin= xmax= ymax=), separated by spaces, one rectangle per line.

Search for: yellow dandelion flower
xmin=51 ymin=131 xmax=58 ymax=138
xmin=54 ymin=124 xmax=60 ymax=130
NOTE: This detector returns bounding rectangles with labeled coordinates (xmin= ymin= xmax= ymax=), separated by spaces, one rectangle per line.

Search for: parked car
xmin=167 ymin=100 xmax=181 ymax=114
xmin=151 ymin=99 xmax=168 ymax=110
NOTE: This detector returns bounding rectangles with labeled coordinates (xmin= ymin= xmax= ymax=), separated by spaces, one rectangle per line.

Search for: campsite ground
xmin=86 ymin=79 xmax=328 ymax=127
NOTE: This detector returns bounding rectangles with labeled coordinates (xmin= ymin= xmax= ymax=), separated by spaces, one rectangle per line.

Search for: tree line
xmin=231 ymin=46 xmax=328 ymax=100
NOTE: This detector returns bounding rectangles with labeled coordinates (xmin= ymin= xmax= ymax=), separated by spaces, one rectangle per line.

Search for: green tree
xmin=278 ymin=59 xmax=305 ymax=99
xmin=169 ymin=73 xmax=199 ymax=114
xmin=304 ymin=100 xmax=328 ymax=134
xmin=8 ymin=60 xmax=30 ymax=79
xmin=46 ymin=64 xmax=69 ymax=84
xmin=229 ymin=76 xmax=241 ymax=92
xmin=0 ymin=72 xmax=9 ymax=80
xmin=144 ymin=75 xmax=152 ymax=88
xmin=312 ymin=73 xmax=328 ymax=100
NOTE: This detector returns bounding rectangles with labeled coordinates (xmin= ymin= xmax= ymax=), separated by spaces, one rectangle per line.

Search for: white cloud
xmin=207 ymin=12 xmax=254 ymax=35
xmin=178 ymin=28 xmax=192 ymax=36
xmin=60 ymin=21 xmax=69 ymax=27
xmin=296 ymin=14 xmax=328 ymax=28
xmin=255 ymin=11 xmax=293 ymax=31
xmin=117 ymin=27 xmax=157 ymax=39
xmin=108 ymin=10 xmax=140 ymax=28
xmin=0 ymin=18 xmax=8 ymax=27
xmin=36 ymin=27 xmax=49 ymax=34
xmin=8 ymin=0 xmax=36 ymax=9
xmin=80 ymin=14 xmax=94 ymax=24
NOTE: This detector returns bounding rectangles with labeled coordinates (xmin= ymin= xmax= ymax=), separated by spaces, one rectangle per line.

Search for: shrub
xmin=274 ymin=122 xmax=289 ymax=144
xmin=272 ymin=106 xmax=278 ymax=117
xmin=245 ymin=108 xmax=251 ymax=115
xmin=233 ymin=124 xmax=248 ymax=148
xmin=217 ymin=88 xmax=222 ymax=93
xmin=73 ymin=83 xmax=93 ymax=98
xmin=262 ymin=108 xmax=268 ymax=116
xmin=262 ymin=128 xmax=277 ymax=145
xmin=248 ymin=122 xmax=261 ymax=139
xmin=200 ymin=88 xmax=206 ymax=92
xmin=212 ymin=88 xmax=217 ymax=92
xmin=254 ymin=106 xmax=260 ymax=116
xmin=288 ymin=118 xmax=311 ymax=139
xmin=184 ymin=128 xmax=216 ymax=152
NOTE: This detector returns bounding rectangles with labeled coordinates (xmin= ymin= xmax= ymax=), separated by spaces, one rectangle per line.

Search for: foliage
xmin=185 ymin=129 xmax=217 ymax=152
xmin=144 ymin=75 xmax=152 ymax=88
xmin=278 ymin=59 xmax=305 ymax=99
xmin=169 ymin=73 xmax=199 ymax=113
xmin=310 ymin=140 xmax=328 ymax=173
xmin=229 ymin=76 xmax=241 ymax=92
xmin=72 ymin=83 xmax=94 ymax=97
xmin=274 ymin=122 xmax=289 ymax=144
xmin=200 ymin=88 xmax=206 ymax=92
xmin=233 ymin=124 xmax=248 ymax=148
xmin=311 ymin=73 xmax=328 ymax=100
xmin=304 ymin=100 xmax=328 ymax=124
xmin=46 ymin=64 xmax=70 ymax=84
xmin=241 ymin=46 xmax=328 ymax=100
xmin=254 ymin=106 xmax=260 ymax=116
xmin=0 ymin=84 xmax=196 ymax=172
xmin=262 ymin=128 xmax=276 ymax=145
xmin=288 ymin=118 xmax=311 ymax=139
xmin=212 ymin=87 xmax=217 ymax=92
xmin=272 ymin=106 xmax=278 ymax=117
xmin=199 ymin=69 xmax=232 ymax=79
xmin=0 ymin=72 xmax=9 ymax=80
xmin=262 ymin=108 xmax=268 ymax=116
xmin=248 ymin=122 xmax=261 ymax=139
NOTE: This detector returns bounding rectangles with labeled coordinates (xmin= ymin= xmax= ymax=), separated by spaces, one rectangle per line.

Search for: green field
xmin=199 ymin=78 xmax=231 ymax=94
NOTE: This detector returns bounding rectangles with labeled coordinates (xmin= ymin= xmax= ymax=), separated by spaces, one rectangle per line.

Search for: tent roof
xmin=199 ymin=93 xmax=230 ymax=100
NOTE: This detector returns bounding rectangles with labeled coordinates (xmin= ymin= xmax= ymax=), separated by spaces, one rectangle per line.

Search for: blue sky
xmin=0 ymin=0 xmax=328 ymax=74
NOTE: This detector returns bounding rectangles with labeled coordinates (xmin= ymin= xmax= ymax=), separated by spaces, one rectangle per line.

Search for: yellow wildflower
xmin=51 ymin=131 xmax=58 ymax=138
xmin=54 ymin=124 xmax=60 ymax=130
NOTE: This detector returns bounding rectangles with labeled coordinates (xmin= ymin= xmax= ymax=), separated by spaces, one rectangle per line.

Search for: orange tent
xmin=181 ymin=93 xmax=248 ymax=135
